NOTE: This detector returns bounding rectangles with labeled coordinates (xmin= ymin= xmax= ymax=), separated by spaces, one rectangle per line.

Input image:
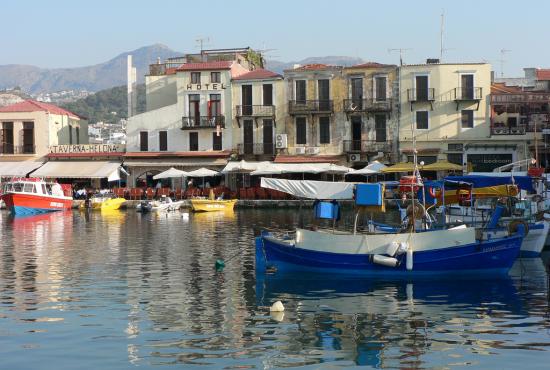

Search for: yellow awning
xmin=422 ymin=160 xmax=463 ymax=171
xmin=380 ymin=162 xmax=416 ymax=173
xmin=437 ymin=185 xmax=519 ymax=205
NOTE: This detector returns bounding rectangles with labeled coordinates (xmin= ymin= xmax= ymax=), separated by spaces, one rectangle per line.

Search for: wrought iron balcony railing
xmin=343 ymin=140 xmax=392 ymax=153
xmin=237 ymin=143 xmax=276 ymax=156
xmin=491 ymin=126 xmax=526 ymax=135
xmin=343 ymin=98 xmax=392 ymax=113
xmin=0 ymin=144 xmax=36 ymax=154
xmin=181 ymin=116 xmax=225 ymax=130
xmin=454 ymin=87 xmax=482 ymax=101
xmin=288 ymin=100 xmax=333 ymax=114
xmin=407 ymin=88 xmax=435 ymax=102
xmin=236 ymin=105 xmax=275 ymax=117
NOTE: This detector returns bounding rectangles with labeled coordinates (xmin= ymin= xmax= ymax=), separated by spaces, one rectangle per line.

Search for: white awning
xmin=222 ymin=160 xmax=270 ymax=173
xmin=125 ymin=158 xmax=228 ymax=168
xmin=346 ymin=161 xmax=387 ymax=176
xmin=153 ymin=167 xmax=190 ymax=180
xmin=186 ymin=168 xmax=221 ymax=177
xmin=261 ymin=178 xmax=355 ymax=200
xmin=250 ymin=162 xmax=351 ymax=176
xmin=0 ymin=161 xmax=44 ymax=177
xmin=32 ymin=161 xmax=122 ymax=180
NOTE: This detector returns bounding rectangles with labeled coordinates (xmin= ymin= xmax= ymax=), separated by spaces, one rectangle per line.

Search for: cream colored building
xmin=231 ymin=69 xmax=284 ymax=160
xmin=398 ymin=62 xmax=510 ymax=170
xmin=0 ymin=100 xmax=87 ymax=175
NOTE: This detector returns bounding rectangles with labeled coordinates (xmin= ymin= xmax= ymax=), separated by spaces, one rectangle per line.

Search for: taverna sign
xmin=49 ymin=144 xmax=125 ymax=154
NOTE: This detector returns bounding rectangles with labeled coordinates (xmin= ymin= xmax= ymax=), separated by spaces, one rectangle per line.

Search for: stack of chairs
xmin=145 ymin=188 xmax=155 ymax=200
xmin=173 ymin=188 xmax=183 ymax=200
xmin=157 ymin=187 xmax=171 ymax=198
xmin=129 ymin=188 xmax=143 ymax=200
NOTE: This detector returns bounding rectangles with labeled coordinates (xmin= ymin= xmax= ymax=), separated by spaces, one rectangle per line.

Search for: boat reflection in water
xmin=256 ymin=267 xmax=528 ymax=367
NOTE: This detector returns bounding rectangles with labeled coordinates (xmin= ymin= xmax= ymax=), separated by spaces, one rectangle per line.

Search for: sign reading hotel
xmin=49 ymin=144 xmax=125 ymax=154
xmin=186 ymin=83 xmax=227 ymax=90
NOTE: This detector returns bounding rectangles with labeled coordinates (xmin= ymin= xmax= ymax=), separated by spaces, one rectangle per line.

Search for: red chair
xmin=145 ymin=187 xmax=154 ymax=200
xmin=239 ymin=188 xmax=247 ymax=199
xmin=256 ymin=187 xmax=267 ymax=200
xmin=174 ymin=188 xmax=183 ymax=200
xmin=157 ymin=187 xmax=171 ymax=198
xmin=246 ymin=187 xmax=256 ymax=200
xmin=130 ymin=188 xmax=143 ymax=200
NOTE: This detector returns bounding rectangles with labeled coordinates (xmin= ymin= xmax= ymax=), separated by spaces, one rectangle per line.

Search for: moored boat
xmin=136 ymin=196 xmax=183 ymax=212
xmin=1 ymin=178 xmax=72 ymax=216
xmin=80 ymin=193 xmax=126 ymax=210
xmin=190 ymin=198 xmax=237 ymax=212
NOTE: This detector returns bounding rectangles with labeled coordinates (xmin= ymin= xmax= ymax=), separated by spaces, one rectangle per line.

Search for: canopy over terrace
xmin=153 ymin=167 xmax=189 ymax=180
xmin=346 ymin=161 xmax=387 ymax=176
xmin=31 ymin=161 xmax=122 ymax=181
xmin=0 ymin=161 xmax=44 ymax=178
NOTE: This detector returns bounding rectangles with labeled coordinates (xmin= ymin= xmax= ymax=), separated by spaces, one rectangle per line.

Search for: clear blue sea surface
xmin=1 ymin=209 xmax=549 ymax=369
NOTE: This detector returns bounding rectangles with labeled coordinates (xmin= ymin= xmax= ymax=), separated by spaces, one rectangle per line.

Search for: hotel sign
xmin=49 ymin=144 xmax=125 ymax=154
xmin=186 ymin=83 xmax=227 ymax=90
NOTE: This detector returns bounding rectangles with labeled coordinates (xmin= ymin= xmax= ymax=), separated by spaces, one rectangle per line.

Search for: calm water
xmin=1 ymin=208 xmax=550 ymax=369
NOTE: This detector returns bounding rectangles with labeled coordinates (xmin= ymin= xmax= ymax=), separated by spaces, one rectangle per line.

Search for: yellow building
xmin=282 ymin=64 xmax=346 ymax=162
xmin=398 ymin=62 xmax=499 ymax=169
xmin=342 ymin=63 xmax=398 ymax=165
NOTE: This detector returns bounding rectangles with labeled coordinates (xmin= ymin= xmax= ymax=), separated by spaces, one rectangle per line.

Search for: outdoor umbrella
xmin=186 ymin=168 xmax=221 ymax=188
xmin=153 ymin=167 xmax=189 ymax=179
xmin=422 ymin=160 xmax=463 ymax=171
xmin=380 ymin=162 xmax=416 ymax=173
xmin=346 ymin=160 xmax=387 ymax=176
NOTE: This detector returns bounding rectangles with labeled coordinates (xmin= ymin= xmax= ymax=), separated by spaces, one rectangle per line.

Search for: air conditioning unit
xmin=275 ymin=134 xmax=288 ymax=149
xmin=305 ymin=147 xmax=320 ymax=155
xmin=294 ymin=147 xmax=306 ymax=155
xmin=348 ymin=153 xmax=361 ymax=162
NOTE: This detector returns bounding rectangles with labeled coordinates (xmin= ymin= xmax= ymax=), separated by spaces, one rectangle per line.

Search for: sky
xmin=2 ymin=0 xmax=549 ymax=76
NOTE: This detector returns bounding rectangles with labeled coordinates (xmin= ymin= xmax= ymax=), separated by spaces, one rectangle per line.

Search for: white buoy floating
xmin=270 ymin=311 xmax=284 ymax=322
xmin=270 ymin=300 xmax=285 ymax=312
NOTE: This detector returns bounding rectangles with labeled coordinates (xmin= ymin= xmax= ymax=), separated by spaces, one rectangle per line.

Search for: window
xmin=22 ymin=121 xmax=34 ymax=154
xmin=211 ymin=72 xmax=221 ymax=83
xmin=75 ymin=127 xmax=80 ymax=145
xmin=461 ymin=74 xmax=474 ymax=99
xmin=69 ymin=125 xmax=73 ymax=145
xmin=1 ymin=122 xmax=14 ymax=154
xmin=416 ymin=111 xmax=429 ymax=130
xmin=375 ymin=114 xmax=387 ymax=142
xmin=263 ymin=84 xmax=273 ymax=106
xmin=448 ymin=143 xmax=464 ymax=152
xmin=296 ymin=117 xmax=307 ymax=144
xmin=191 ymin=72 xmax=201 ymax=84
xmin=159 ymin=131 xmax=168 ymax=151
xmin=189 ymin=132 xmax=198 ymax=151
xmin=461 ymin=110 xmax=474 ymax=128
xmin=140 ymin=131 xmax=148 ymax=151
xmin=209 ymin=94 xmax=221 ymax=117
xmin=375 ymin=76 xmax=387 ymax=101
xmin=319 ymin=117 xmax=330 ymax=144
xmin=212 ymin=132 xmax=222 ymax=150
xmin=448 ymin=153 xmax=463 ymax=166
xmin=295 ymin=80 xmax=306 ymax=102
xmin=415 ymin=75 xmax=429 ymax=101
xmin=189 ymin=94 xmax=200 ymax=125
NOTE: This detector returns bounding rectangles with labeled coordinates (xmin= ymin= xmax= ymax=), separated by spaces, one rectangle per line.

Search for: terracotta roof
xmin=491 ymin=83 xmax=524 ymax=94
xmin=165 ymin=67 xmax=177 ymax=75
xmin=0 ymin=99 xmax=81 ymax=119
xmin=124 ymin=151 xmax=231 ymax=158
xmin=232 ymin=68 xmax=282 ymax=81
xmin=274 ymin=155 xmax=342 ymax=164
xmin=536 ymin=69 xmax=550 ymax=81
xmin=347 ymin=62 xmax=395 ymax=69
xmin=176 ymin=61 xmax=233 ymax=71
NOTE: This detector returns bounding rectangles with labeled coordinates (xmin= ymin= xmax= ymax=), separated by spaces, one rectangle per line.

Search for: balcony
xmin=491 ymin=126 xmax=526 ymax=135
xmin=454 ymin=87 xmax=482 ymax=110
xmin=236 ymin=105 xmax=275 ymax=117
xmin=407 ymin=88 xmax=435 ymax=102
xmin=491 ymin=93 xmax=550 ymax=104
xmin=0 ymin=144 xmax=36 ymax=155
xmin=181 ymin=116 xmax=225 ymax=130
xmin=343 ymin=140 xmax=392 ymax=153
xmin=237 ymin=143 xmax=275 ymax=156
xmin=288 ymin=100 xmax=333 ymax=115
xmin=343 ymin=98 xmax=392 ymax=114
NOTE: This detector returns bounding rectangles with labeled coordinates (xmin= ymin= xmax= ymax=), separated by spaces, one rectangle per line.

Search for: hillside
xmin=61 ymin=84 xmax=145 ymax=123
xmin=0 ymin=44 xmax=181 ymax=94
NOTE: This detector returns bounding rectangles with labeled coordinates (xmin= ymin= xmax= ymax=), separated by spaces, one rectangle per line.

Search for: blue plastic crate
xmin=314 ymin=201 xmax=340 ymax=219
xmin=355 ymin=184 xmax=382 ymax=206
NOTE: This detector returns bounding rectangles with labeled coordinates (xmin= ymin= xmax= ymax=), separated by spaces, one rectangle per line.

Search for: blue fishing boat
xmin=256 ymin=178 xmax=524 ymax=276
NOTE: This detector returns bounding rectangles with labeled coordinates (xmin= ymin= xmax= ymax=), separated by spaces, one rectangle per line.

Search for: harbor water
xmin=1 ymin=209 xmax=549 ymax=369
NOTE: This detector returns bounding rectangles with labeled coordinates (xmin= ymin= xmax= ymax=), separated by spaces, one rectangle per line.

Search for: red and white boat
xmin=1 ymin=178 xmax=73 ymax=216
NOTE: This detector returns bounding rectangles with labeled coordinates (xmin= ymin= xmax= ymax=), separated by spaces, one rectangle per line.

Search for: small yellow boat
xmin=190 ymin=198 xmax=237 ymax=212
xmin=80 ymin=193 xmax=126 ymax=211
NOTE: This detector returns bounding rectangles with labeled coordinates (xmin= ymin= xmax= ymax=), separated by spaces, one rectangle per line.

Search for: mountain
xmin=61 ymin=84 xmax=146 ymax=123
xmin=0 ymin=44 xmax=182 ymax=94
xmin=265 ymin=56 xmax=366 ymax=74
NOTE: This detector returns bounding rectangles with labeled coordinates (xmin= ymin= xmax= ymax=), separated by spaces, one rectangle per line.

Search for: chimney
xmin=426 ymin=58 xmax=440 ymax=64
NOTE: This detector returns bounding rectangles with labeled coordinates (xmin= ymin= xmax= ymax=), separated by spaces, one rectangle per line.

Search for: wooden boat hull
xmin=257 ymin=228 xmax=523 ymax=276
xmin=2 ymin=192 xmax=72 ymax=216
xmin=190 ymin=199 xmax=237 ymax=212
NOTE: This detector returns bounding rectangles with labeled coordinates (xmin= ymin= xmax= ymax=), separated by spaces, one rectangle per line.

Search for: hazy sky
xmin=2 ymin=0 xmax=549 ymax=76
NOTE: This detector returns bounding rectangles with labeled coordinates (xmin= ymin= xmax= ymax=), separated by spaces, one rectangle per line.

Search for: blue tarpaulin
xmin=444 ymin=175 xmax=534 ymax=192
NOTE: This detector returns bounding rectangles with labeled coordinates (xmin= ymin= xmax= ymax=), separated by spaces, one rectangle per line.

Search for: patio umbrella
xmin=422 ymin=160 xmax=463 ymax=171
xmin=380 ymin=162 xmax=416 ymax=173
xmin=186 ymin=168 xmax=221 ymax=188
xmin=346 ymin=160 xmax=387 ymax=176
xmin=153 ymin=167 xmax=190 ymax=179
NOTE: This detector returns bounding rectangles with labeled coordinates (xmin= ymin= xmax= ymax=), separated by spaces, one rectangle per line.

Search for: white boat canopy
xmin=31 ymin=161 xmax=122 ymax=180
xmin=153 ymin=167 xmax=190 ymax=179
xmin=185 ymin=168 xmax=221 ymax=177
xmin=346 ymin=160 xmax=387 ymax=176
xmin=0 ymin=161 xmax=44 ymax=177
xmin=261 ymin=178 xmax=355 ymax=200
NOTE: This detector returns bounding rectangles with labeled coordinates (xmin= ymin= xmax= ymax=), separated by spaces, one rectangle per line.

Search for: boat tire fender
xmin=508 ymin=220 xmax=529 ymax=237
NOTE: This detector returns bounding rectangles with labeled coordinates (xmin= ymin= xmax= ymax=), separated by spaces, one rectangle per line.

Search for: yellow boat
xmin=190 ymin=198 xmax=237 ymax=212
xmin=80 ymin=194 xmax=126 ymax=210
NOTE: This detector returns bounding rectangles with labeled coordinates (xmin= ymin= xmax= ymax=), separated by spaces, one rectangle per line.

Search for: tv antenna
xmin=196 ymin=37 xmax=210 ymax=53
xmin=499 ymin=49 xmax=511 ymax=77
xmin=440 ymin=10 xmax=445 ymax=61
xmin=388 ymin=48 xmax=412 ymax=66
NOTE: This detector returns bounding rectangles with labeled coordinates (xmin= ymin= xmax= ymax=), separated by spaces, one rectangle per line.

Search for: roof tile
xmin=0 ymin=99 xmax=81 ymax=119
xmin=232 ymin=68 xmax=282 ymax=81
xmin=176 ymin=61 xmax=233 ymax=71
